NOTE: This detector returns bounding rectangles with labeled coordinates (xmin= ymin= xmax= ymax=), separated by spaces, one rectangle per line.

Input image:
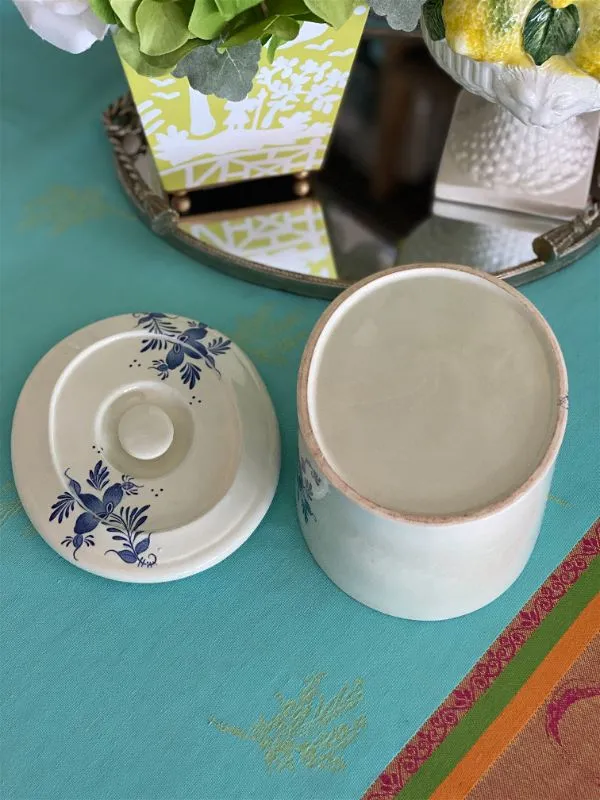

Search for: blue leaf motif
xmin=141 ymin=337 xmax=166 ymax=353
xmin=78 ymin=492 xmax=105 ymax=516
xmin=49 ymin=492 xmax=75 ymax=523
xmin=114 ymin=549 xmax=138 ymax=564
xmin=74 ymin=512 xmax=99 ymax=534
xmin=101 ymin=483 xmax=124 ymax=514
xmin=135 ymin=312 xmax=180 ymax=352
xmin=135 ymin=537 xmax=150 ymax=554
xmin=132 ymin=516 xmax=148 ymax=534
xmin=87 ymin=460 xmax=110 ymax=491
xmin=166 ymin=346 xmax=185 ymax=369
xmin=184 ymin=325 xmax=208 ymax=341
xmin=64 ymin=473 xmax=83 ymax=496
xmin=180 ymin=362 xmax=201 ymax=389
xmin=208 ymin=336 xmax=231 ymax=356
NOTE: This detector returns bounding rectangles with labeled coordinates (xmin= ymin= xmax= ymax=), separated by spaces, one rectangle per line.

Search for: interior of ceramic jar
xmin=305 ymin=267 xmax=567 ymax=519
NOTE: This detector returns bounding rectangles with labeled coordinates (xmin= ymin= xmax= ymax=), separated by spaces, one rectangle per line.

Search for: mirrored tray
xmin=105 ymin=35 xmax=600 ymax=300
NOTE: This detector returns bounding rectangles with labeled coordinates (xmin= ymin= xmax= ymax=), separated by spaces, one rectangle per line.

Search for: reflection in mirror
xmin=110 ymin=27 xmax=599 ymax=296
xmin=180 ymin=201 xmax=339 ymax=281
xmin=177 ymin=188 xmax=558 ymax=284
xmin=396 ymin=202 xmax=557 ymax=275
xmin=173 ymin=32 xmax=596 ymax=286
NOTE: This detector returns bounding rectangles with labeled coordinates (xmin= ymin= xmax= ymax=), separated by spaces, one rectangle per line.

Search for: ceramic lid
xmin=11 ymin=313 xmax=280 ymax=582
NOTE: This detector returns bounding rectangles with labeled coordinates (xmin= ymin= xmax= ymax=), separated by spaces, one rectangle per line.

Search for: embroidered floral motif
xmin=0 ymin=480 xmax=27 ymax=529
xmin=20 ymin=185 xmax=131 ymax=235
xmin=49 ymin=460 xmax=156 ymax=567
xmin=210 ymin=673 xmax=366 ymax=773
xmin=230 ymin=304 xmax=312 ymax=365
xmin=133 ymin=313 xmax=231 ymax=391
xmin=297 ymin=456 xmax=322 ymax=523
xmin=546 ymin=683 xmax=600 ymax=746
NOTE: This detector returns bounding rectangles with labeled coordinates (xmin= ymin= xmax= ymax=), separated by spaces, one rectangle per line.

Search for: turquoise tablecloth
xmin=1 ymin=7 xmax=599 ymax=800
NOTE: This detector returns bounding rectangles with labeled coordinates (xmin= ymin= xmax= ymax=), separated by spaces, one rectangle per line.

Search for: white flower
xmin=12 ymin=0 xmax=108 ymax=54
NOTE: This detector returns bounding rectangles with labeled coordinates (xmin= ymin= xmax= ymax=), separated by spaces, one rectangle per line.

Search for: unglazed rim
xmin=297 ymin=263 xmax=569 ymax=526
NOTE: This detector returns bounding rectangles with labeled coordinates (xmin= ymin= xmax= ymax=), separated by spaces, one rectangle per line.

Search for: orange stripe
xmin=429 ymin=593 xmax=600 ymax=800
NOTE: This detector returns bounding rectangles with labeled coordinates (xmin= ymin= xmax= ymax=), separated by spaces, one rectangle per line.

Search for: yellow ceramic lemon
xmin=438 ymin=0 xmax=600 ymax=79
xmin=570 ymin=1 xmax=600 ymax=78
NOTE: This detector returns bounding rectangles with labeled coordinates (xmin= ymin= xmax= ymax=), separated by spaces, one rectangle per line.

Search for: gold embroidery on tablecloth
xmin=549 ymin=495 xmax=571 ymax=508
xmin=0 ymin=480 xmax=35 ymax=536
xmin=20 ymin=186 xmax=132 ymax=235
xmin=230 ymin=304 xmax=312 ymax=366
xmin=209 ymin=672 xmax=366 ymax=773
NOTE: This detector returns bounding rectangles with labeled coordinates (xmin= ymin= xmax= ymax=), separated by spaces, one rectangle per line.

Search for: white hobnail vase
xmin=422 ymin=29 xmax=600 ymax=195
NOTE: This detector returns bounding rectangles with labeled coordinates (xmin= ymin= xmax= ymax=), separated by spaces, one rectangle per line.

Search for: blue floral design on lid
xmin=133 ymin=313 xmax=231 ymax=390
xmin=49 ymin=460 xmax=156 ymax=567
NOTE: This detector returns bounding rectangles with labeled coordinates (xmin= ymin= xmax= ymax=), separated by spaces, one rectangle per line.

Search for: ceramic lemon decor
xmin=421 ymin=0 xmax=600 ymax=127
xmin=422 ymin=0 xmax=600 ymax=217
xmin=11 ymin=314 xmax=280 ymax=582
xmin=437 ymin=0 xmax=599 ymax=78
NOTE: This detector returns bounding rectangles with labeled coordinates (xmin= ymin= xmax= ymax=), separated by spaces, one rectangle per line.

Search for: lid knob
xmin=117 ymin=403 xmax=174 ymax=461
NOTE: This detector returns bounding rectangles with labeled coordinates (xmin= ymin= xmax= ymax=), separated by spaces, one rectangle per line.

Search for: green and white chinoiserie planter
xmin=121 ymin=9 xmax=367 ymax=193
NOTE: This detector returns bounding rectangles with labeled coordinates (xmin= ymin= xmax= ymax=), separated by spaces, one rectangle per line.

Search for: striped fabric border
xmin=362 ymin=518 xmax=600 ymax=800
xmin=428 ymin=594 xmax=599 ymax=799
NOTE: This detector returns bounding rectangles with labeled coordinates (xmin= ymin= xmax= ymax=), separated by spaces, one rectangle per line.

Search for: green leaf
xmin=293 ymin=12 xmax=325 ymax=22
xmin=303 ymin=0 xmax=357 ymax=28
xmin=266 ymin=0 xmax=310 ymax=13
xmin=368 ymin=0 xmax=427 ymax=32
xmin=89 ymin=0 xmax=119 ymax=24
xmin=115 ymin=28 xmax=201 ymax=76
xmin=267 ymin=33 xmax=283 ymax=62
xmin=215 ymin=0 xmax=264 ymax=20
xmin=272 ymin=16 xmax=301 ymax=40
xmin=110 ymin=0 xmax=141 ymax=32
xmin=188 ymin=0 xmax=228 ymax=39
xmin=523 ymin=0 xmax=580 ymax=66
xmin=221 ymin=14 xmax=299 ymax=47
xmin=422 ymin=0 xmax=445 ymax=41
xmin=136 ymin=0 xmax=193 ymax=56
xmin=149 ymin=38 xmax=203 ymax=68
xmin=173 ymin=40 xmax=261 ymax=100
xmin=115 ymin=28 xmax=170 ymax=76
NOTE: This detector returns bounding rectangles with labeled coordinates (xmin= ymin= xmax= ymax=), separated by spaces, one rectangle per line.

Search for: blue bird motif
xmin=134 ymin=313 xmax=231 ymax=391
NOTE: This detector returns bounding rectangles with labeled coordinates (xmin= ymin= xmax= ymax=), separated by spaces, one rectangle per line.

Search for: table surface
xmin=1 ymin=7 xmax=599 ymax=800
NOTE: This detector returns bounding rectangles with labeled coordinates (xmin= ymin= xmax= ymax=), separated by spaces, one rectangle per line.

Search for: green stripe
xmin=396 ymin=555 xmax=600 ymax=800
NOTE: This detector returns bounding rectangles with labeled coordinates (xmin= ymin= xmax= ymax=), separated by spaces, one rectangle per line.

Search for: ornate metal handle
xmin=533 ymin=204 xmax=600 ymax=263
xmin=102 ymin=94 xmax=179 ymax=235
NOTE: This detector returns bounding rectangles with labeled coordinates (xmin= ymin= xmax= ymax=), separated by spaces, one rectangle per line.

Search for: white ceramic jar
xmin=296 ymin=264 xmax=568 ymax=620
